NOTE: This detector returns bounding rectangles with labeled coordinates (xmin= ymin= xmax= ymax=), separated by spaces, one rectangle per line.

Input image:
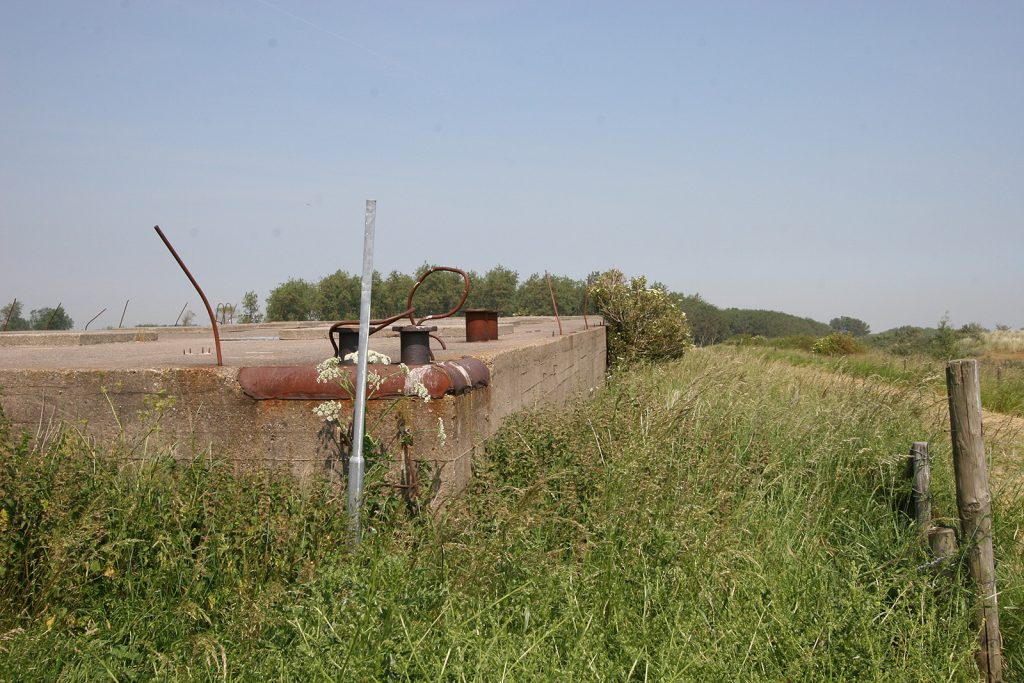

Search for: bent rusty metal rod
xmin=119 ymin=299 xmax=129 ymax=328
xmin=154 ymin=226 xmax=223 ymax=366
xmin=174 ymin=302 xmax=188 ymax=326
xmin=84 ymin=307 xmax=107 ymax=331
xmin=2 ymin=298 xmax=15 ymax=332
xmin=582 ymin=276 xmax=591 ymax=330
xmin=44 ymin=303 xmax=63 ymax=331
xmin=327 ymin=266 xmax=469 ymax=356
xmin=546 ymin=272 xmax=563 ymax=336
xmin=407 ymin=266 xmax=471 ymax=326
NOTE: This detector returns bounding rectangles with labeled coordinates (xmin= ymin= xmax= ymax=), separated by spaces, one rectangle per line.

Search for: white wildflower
xmin=367 ymin=371 xmax=385 ymax=392
xmin=313 ymin=400 xmax=343 ymax=423
xmin=316 ymin=356 xmax=344 ymax=384
xmin=343 ymin=349 xmax=392 ymax=365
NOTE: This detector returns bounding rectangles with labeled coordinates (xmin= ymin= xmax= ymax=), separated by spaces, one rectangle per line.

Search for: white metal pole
xmin=348 ymin=199 xmax=376 ymax=545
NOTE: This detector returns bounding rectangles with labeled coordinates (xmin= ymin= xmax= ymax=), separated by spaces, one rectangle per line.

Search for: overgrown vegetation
xmin=590 ymin=269 xmax=692 ymax=366
xmin=4 ymin=349 xmax=1021 ymax=679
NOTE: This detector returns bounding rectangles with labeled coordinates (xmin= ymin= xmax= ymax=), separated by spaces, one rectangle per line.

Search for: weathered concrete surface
xmin=0 ymin=330 xmax=157 ymax=347
xmin=0 ymin=317 xmax=605 ymax=503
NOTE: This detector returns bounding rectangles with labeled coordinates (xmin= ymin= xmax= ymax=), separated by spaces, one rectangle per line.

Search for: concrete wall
xmin=0 ymin=326 xmax=605 ymax=503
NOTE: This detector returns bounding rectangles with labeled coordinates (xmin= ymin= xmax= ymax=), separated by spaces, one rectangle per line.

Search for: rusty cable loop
xmin=154 ymin=226 xmax=223 ymax=366
xmin=406 ymin=266 xmax=471 ymax=325
xmin=327 ymin=266 xmax=469 ymax=357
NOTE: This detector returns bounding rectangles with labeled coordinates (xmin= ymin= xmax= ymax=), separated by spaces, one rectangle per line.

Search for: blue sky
xmin=1 ymin=1 xmax=1021 ymax=331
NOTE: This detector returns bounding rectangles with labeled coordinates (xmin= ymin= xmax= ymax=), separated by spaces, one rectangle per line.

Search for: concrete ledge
xmin=0 ymin=330 xmax=157 ymax=347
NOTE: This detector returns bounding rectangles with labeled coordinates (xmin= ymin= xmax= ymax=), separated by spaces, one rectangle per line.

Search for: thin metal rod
xmin=84 ymin=307 xmax=107 ymax=331
xmin=349 ymin=200 xmax=376 ymax=546
xmin=153 ymin=226 xmax=223 ymax=366
xmin=546 ymin=272 xmax=563 ymax=335
xmin=582 ymin=276 xmax=591 ymax=330
xmin=119 ymin=299 xmax=129 ymax=328
xmin=1 ymin=298 xmax=15 ymax=332
xmin=174 ymin=302 xmax=188 ymax=326
xmin=44 ymin=303 xmax=63 ymax=331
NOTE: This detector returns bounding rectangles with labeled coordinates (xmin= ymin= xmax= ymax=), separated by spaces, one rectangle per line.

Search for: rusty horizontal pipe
xmin=237 ymin=356 xmax=489 ymax=401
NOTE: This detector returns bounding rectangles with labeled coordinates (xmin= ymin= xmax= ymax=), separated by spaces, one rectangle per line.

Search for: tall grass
xmin=2 ymin=348 xmax=1019 ymax=679
xmin=757 ymin=347 xmax=1024 ymax=417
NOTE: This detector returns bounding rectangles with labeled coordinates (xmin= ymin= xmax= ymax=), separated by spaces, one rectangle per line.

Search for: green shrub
xmin=771 ymin=334 xmax=816 ymax=351
xmin=812 ymin=332 xmax=866 ymax=356
xmin=589 ymin=270 xmax=692 ymax=366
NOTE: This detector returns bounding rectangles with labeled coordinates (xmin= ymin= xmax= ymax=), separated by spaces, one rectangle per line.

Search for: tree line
xmin=255 ymin=265 xmax=877 ymax=347
xmin=0 ymin=301 xmax=73 ymax=331
xmin=260 ymin=266 xmax=597 ymax=322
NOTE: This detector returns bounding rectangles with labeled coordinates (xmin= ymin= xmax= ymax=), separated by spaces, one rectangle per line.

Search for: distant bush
xmin=812 ymin=333 xmax=866 ymax=356
xmin=590 ymin=270 xmax=692 ymax=366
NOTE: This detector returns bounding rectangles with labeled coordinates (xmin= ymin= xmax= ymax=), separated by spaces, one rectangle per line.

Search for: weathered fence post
xmin=909 ymin=441 xmax=931 ymax=534
xmin=946 ymin=359 xmax=1002 ymax=682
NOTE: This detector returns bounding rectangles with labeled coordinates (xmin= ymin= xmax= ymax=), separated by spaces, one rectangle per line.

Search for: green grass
xmin=2 ymin=348 xmax=1021 ymax=680
xmin=756 ymin=347 xmax=1024 ymax=417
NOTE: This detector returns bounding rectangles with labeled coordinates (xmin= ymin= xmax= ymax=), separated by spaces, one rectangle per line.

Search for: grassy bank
xmin=755 ymin=347 xmax=1024 ymax=418
xmin=2 ymin=348 xmax=1020 ymax=679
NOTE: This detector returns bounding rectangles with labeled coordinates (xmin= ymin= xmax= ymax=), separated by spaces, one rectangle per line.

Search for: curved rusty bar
xmin=325 ymin=266 xmax=471 ymax=357
xmin=408 ymin=266 xmax=471 ymax=325
xmin=328 ymin=306 xmax=416 ymax=356
xmin=546 ymin=272 xmax=563 ymax=336
xmin=154 ymin=226 xmax=223 ymax=366
xmin=84 ymin=307 xmax=107 ymax=331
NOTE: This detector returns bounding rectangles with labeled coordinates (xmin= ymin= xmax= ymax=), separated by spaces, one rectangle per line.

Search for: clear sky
xmin=2 ymin=1 xmax=1021 ymax=331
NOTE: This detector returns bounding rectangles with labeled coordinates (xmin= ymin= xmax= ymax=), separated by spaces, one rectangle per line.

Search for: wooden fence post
xmin=946 ymin=359 xmax=1002 ymax=682
xmin=909 ymin=442 xmax=931 ymax=534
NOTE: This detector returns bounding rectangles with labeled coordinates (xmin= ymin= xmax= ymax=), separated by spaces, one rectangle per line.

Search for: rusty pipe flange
xmin=392 ymin=325 xmax=437 ymax=365
xmin=438 ymin=357 xmax=490 ymax=394
xmin=464 ymin=309 xmax=499 ymax=342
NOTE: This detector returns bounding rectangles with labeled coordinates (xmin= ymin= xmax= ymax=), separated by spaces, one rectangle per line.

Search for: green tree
xmin=930 ymin=314 xmax=960 ymax=360
xmin=515 ymin=273 xmax=585 ymax=316
xmin=375 ymin=270 xmax=415 ymax=319
xmin=266 ymin=279 xmax=318 ymax=322
xmin=30 ymin=306 xmax=74 ymax=330
xmin=1 ymin=300 xmax=30 ymax=331
xmin=238 ymin=291 xmax=264 ymax=324
xmin=829 ymin=316 xmax=871 ymax=337
xmin=315 ymin=270 xmax=362 ymax=320
xmin=673 ymin=293 xmax=729 ymax=345
xmin=470 ymin=266 xmax=519 ymax=315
